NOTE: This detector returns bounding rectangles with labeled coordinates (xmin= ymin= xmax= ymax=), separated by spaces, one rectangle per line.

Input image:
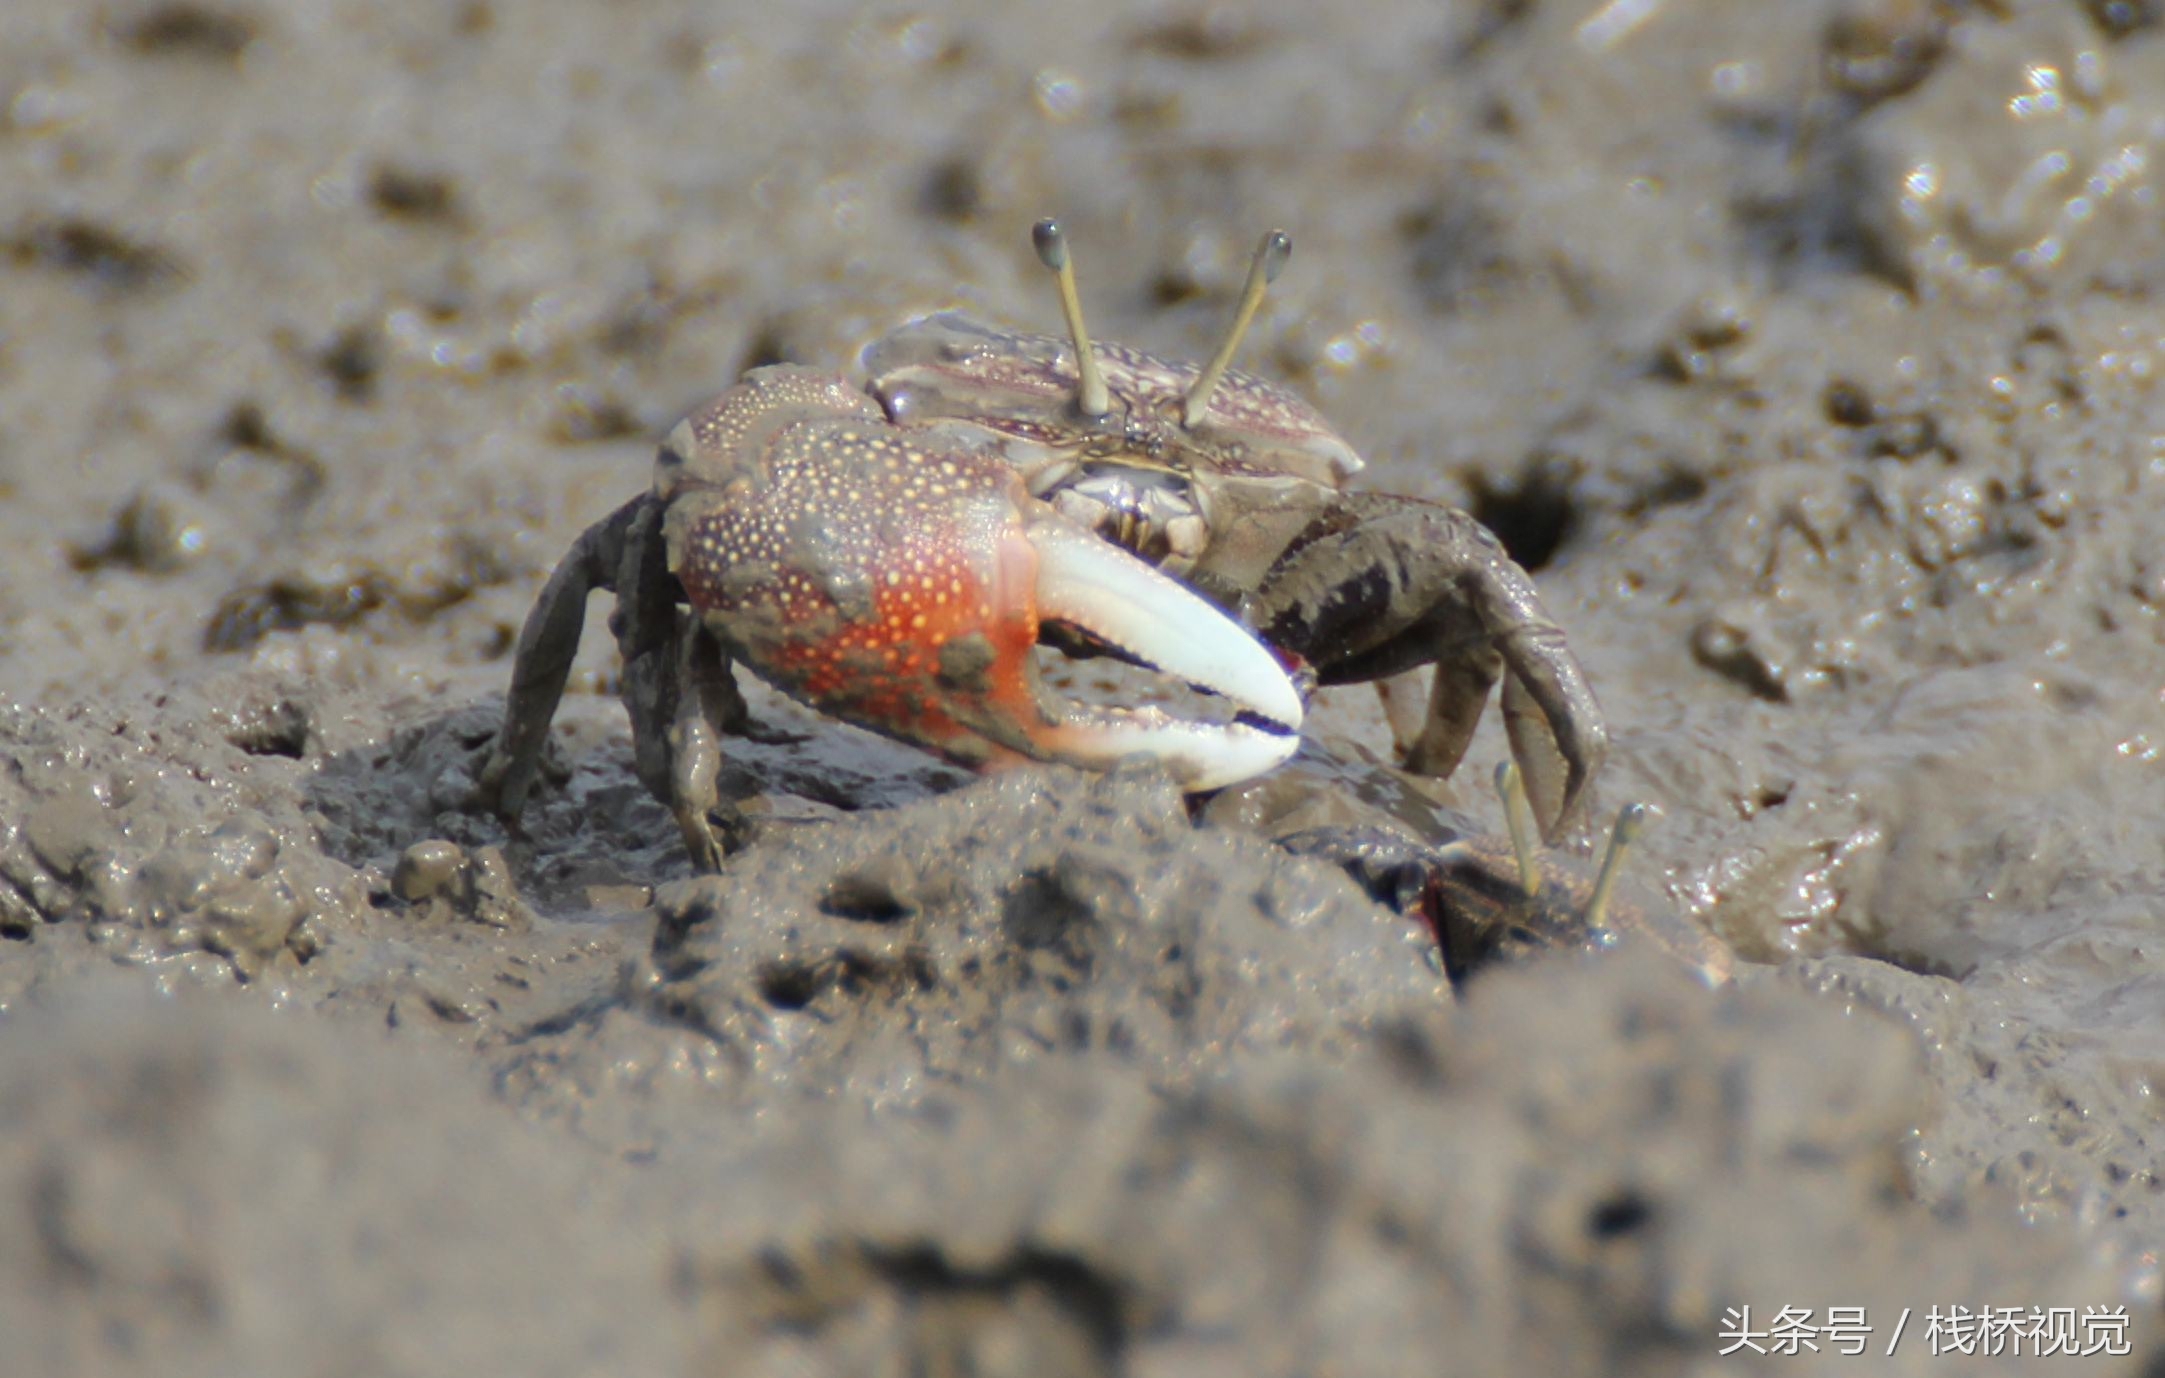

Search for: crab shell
xmin=865 ymin=311 xmax=1364 ymax=599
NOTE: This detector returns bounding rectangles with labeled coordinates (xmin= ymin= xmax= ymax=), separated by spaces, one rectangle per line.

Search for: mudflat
xmin=3 ymin=2 xmax=2163 ymax=1372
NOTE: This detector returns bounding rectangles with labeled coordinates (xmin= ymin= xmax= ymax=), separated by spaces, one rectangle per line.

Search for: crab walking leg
xmin=478 ymin=495 xmax=646 ymax=822
xmin=1494 ymin=623 xmax=1598 ymax=842
xmin=1020 ymin=516 xmax=1303 ymax=788
xmin=665 ymin=618 xmax=738 ymax=872
xmin=1245 ymin=491 xmax=1606 ymax=842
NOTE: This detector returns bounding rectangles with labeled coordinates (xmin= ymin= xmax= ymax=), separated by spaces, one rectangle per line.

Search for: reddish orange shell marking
xmin=674 ymin=418 xmax=1044 ymax=752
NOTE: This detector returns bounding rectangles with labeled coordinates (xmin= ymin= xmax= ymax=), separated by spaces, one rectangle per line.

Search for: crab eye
xmin=882 ymin=384 xmax=922 ymax=423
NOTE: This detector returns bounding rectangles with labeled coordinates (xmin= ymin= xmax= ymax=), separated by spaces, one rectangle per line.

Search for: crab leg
xmin=1244 ymin=491 xmax=1606 ymax=842
xmin=476 ymin=494 xmax=646 ymax=822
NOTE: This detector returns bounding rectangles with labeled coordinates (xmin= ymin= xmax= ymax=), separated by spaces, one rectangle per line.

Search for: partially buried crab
xmin=479 ymin=220 xmax=1606 ymax=871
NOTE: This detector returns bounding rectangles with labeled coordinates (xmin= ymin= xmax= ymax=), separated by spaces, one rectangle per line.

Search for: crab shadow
xmin=303 ymin=683 xmax=973 ymax=910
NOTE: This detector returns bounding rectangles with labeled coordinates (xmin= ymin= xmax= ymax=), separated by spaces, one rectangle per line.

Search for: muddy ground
xmin=4 ymin=0 xmax=2165 ymax=1373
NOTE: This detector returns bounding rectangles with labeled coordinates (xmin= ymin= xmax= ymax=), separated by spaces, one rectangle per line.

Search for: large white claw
xmin=1038 ymin=706 xmax=1300 ymax=791
xmin=1023 ymin=517 xmax=1303 ymax=790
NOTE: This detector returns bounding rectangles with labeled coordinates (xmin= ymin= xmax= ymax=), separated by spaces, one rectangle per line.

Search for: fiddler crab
xmin=477 ymin=220 xmax=1607 ymax=876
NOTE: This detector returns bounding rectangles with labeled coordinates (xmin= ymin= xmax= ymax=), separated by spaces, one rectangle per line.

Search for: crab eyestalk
xmin=1182 ymin=229 xmax=1291 ymax=430
xmin=1031 ymin=218 xmax=1111 ymax=419
xmin=1494 ymin=760 xmax=1543 ymax=899
xmin=1584 ymin=803 xmax=1649 ymax=940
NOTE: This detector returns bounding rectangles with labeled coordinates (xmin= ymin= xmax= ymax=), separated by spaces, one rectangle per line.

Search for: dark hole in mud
xmin=204 ymin=574 xmax=389 ymax=653
xmin=368 ymin=166 xmax=461 ymax=224
xmin=1446 ymin=0 xmax=1536 ymax=65
xmin=1399 ymin=195 xmax=1524 ymax=314
xmin=225 ymin=699 xmax=311 ymax=759
xmin=547 ymin=385 xmax=643 ymax=444
xmin=598 ymin=289 xmax=676 ymax=359
xmin=1127 ymin=12 xmax=1268 ymax=60
xmin=1587 ymin=1189 xmax=1655 ymax=1239
xmin=1147 ymin=269 xmax=1202 ymax=309
xmin=0 ymin=890 xmax=35 ymax=940
xmin=755 ymin=1244 xmax=807 ymax=1293
xmin=1732 ymin=169 xmax=1901 ymax=289
xmin=1865 ymin=411 xmax=1942 ymax=462
xmin=69 ymin=485 xmax=211 ymax=575
xmin=863 ymin=1245 xmax=1127 ymax=1367
xmin=2086 ymin=0 xmax=2160 ymax=38
xmin=1372 ymin=1018 xmax=1446 ymax=1087
xmin=120 ymin=5 xmax=256 ymax=58
xmin=1466 ymin=457 xmax=1581 ymax=571
xmin=319 ymin=324 xmax=381 ymax=402
xmin=224 ymin=401 xmax=275 ymax=450
xmin=1824 ymin=7 xmax=1951 ymax=101
xmin=1627 ymin=465 xmax=1709 ymax=514
xmin=758 ymin=961 xmax=821 ymax=1011
xmin=918 ymin=156 xmax=981 ymax=222
xmin=218 ymin=401 xmax=328 ymax=501
xmin=1823 ymin=378 xmax=1875 ymax=428
xmin=900 ymin=946 xmax=939 ymax=992
xmin=821 ymin=857 xmax=919 ymax=923
xmin=8 ymin=218 xmax=183 ymax=293
xmin=1005 ymin=870 xmax=1098 ymax=953
xmin=31 ymin=1165 xmax=98 ymax=1284
xmin=734 ymin=321 xmax=796 ymax=376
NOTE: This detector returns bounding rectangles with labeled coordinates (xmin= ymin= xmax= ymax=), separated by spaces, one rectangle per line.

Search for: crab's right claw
xmin=1015 ymin=516 xmax=1303 ymax=790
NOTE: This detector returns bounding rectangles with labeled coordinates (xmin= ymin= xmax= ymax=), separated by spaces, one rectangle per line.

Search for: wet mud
xmin=5 ymin=0 xmax=2165 ymax=1372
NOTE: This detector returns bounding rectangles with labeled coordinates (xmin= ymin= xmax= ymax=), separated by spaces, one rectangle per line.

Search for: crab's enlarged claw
xmin=1022 ymin=516 xmax=1303 ymax=788
xmin=664 ymin=368 xmax=1301 ymax=792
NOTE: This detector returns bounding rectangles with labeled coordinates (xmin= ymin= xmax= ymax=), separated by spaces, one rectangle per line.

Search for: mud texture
xmin=6 ymin=0 xmax=2165 ymax=1373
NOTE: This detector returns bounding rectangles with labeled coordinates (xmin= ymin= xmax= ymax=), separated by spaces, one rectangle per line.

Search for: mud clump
xmin=501 ymin=767 xmax=1443 ymax=1135
xmin=0 ymin=696 xmax=359 ymax=983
